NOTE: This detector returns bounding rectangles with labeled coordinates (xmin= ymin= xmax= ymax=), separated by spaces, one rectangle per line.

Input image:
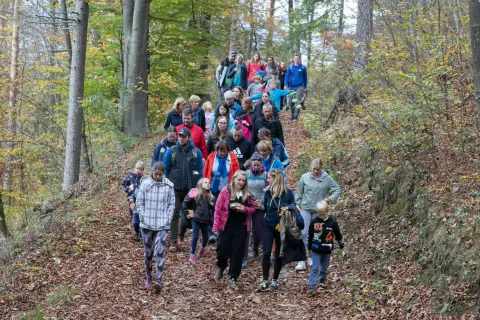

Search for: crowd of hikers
xmin=122 ymin=52 xmax=344 ymax=295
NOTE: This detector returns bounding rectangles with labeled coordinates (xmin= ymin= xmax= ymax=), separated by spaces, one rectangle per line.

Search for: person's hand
xmin=236 ymin=205 xmax=245 ymax=212
xmin=304 ymin=88 xmax=308 ymax=93
xmin=234 ymin=68 xmax=239 ymax=72
xmin=129 ymin=184 xmax=134 ymax=191
xmin=242 ymin=120 xmax=248 ymax=125
xmin=187 ymin=210 xmax=194 ymax=219
xmin=254 ymin=199 xmax=262 ymax=208
xmin=284 ymin=86 xmax=288 ymax=90
xmin=234 ymin=119 xmax=238 ymax=124
xmin=129 ymin=202 xmax=135 ymax=211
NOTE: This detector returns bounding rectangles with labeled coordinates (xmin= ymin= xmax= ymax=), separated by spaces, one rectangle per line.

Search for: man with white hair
xmin=250 ymin=103 xmax=284 ymax=146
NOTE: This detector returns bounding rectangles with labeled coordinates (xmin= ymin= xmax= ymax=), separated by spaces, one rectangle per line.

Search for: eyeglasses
xmin=218 ymin=122 xmax=227 ymax=124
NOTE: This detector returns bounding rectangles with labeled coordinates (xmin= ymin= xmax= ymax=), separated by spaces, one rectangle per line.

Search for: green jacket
xmin=295 ymin=170 xmax=341 ymax=212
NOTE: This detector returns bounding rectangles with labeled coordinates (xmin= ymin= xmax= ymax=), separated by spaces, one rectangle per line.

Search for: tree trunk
xmin=471 ymin=0 xmax=480 ymax=130
xmin=306 ymin=2 xmax=314 ymax=61
xmin=354 ymin=0 xmax=374 ymax=71
xmin=60 ymin=0 xmax=72 ymax=67
xmin=229 ymin=13 xmax=238 ymax=54
xmin=265 ymin=0 xmax=276 ymax=56
xmin=124 ymin=0 xmax=150 ymax=137
xmin=338 ymin=0 xmax=345 ymax=36
xmin=119 ymin=0 xmax=134 ymax=133
xmin=63 ymin=0 xmax=89 ymax=190
xmin=288 ymin=0 xmax=294 ymax=56
xmin=3 ymin=0 xmax=21 ymax=192
xmin=0 ymin=190 xmax=11 ymax=238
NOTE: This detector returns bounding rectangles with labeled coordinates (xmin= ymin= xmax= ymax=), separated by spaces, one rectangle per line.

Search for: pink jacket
xmin=212 ymin=187 xmax=255 ymax=233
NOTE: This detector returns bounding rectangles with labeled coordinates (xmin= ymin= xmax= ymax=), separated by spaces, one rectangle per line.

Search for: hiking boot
xmin=307 ymin=257 xmax=313 ymax=267
xmin=153 ymin=281 xmax=162 ymax=294
xmin=295 ymin=261 xmax=307 ymax=271
xmin=258 ymin=281 xmax=269 ymax=292
xmin=269 ymin=280 xmax=279 ymax=291
xmin=241 ymin=259 xmax=248 ymax=269
xmin=168 ymin=244 xmax=178 ymax=252
xmin=145 ymin=277 xmax=152 ymax=289
xmin=253 ymin=250 xmax=260 ymax=260
xmin=208 ymin=234 xmax=217 ymax=244
xmin=189 ymin=254 xmax=196 ymax=264
xmin=215 ymin=267 xmax=225 ymax=280
xmin=307 ymin=286 xmax=315 ymax=295
xmin=198 ymin=248 xmax=206 ymax=258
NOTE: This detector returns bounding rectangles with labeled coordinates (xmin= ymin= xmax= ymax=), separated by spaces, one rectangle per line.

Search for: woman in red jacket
xmin=246 ymin=52 xmax=266 ymax=85
xmin=203 ymin=140 xmax=240 ymax=199
xmin=212 ymin=170 xmax=256 ymax=291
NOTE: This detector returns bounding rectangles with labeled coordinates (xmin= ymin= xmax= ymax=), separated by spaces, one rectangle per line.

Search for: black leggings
xmin=216 ymin=226 xmax=247 ymax=279
xmin=262 ymin=224 xmax=283 ymax=281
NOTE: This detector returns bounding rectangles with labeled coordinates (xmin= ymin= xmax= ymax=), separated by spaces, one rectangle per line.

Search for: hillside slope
xmin=1 ymin=111 xmax=473 ymax=319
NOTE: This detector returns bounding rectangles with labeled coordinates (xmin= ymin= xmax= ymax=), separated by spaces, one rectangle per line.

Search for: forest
xmin=1 ymin=0 xmax=480 ymax=318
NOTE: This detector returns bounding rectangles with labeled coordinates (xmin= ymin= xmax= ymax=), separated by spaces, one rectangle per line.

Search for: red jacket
xmin=203 ymin=151 xmax=240 ymax=183
xmin=212 ymin=187 xmax=255 ymax=233
xmin=246 ymin=61 xmax=266 ymax=83
xmin=176 ymin=124 xmax=208 ymax=158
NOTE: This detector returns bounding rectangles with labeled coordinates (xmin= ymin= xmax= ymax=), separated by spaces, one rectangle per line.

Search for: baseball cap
xmin=178 ymin=127 xmax=191 ymax=137
xmin=230 ymin=51 xmax=237 ymax=56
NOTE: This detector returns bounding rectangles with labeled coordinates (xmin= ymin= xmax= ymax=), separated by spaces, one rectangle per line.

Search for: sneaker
xmin=198 ymin=248 xmax=206 ymax=258
xmin=269 ymin=280 xmax=279 ymax=291
xmin=253 ymin=250 xmax=260 ymax=260
xmin=307 ymin=257 xmax=313 ymax=267
xmin=215 ymin=267 xmax=225 ymax=280
xmin=295 ymin=261 xmax=307 ymax=271
xmin=145 ymin=277 xmax=152 ymax=289
xmin=241 ymin=259 xmax=248 ymax=269
xmin=153 ymin=281 xmax=162 ymax=294
xmin=208 ymin=234 xmax=217 ymax=244
xmin=189 ymin=254 xmax=196 ymax=264
xmin=229 ymin=278 xmax=239 ymax=290
xmin=258 ymin=281 xmax=269 ymax=292
xmin=318 ymin=282 xmax=327 ymax=290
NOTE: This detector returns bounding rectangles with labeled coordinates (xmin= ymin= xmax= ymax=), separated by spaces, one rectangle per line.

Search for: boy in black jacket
xmin=307 ymin=200 xmax=344 ymax=293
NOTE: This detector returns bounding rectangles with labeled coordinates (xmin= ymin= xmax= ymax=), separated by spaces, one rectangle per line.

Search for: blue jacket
xmin=263 ymin=189 xmax=296 ymax=227
xmin=215 ymin=102 xmax=242 ymax=119
xmin=285 ymin=63 xmax=308 ymax=88
xmin=251 ymin=88 xmax=294 ymax=111
xmin=263 ymin=154 xmax=285 ymax=176
xmin=255 ymin=138 xmax=290 ymax=167
xmin=151 ymin=138 xmax=177 ymax=168
xmin=164 ymin=111 xmax=183 ymax=131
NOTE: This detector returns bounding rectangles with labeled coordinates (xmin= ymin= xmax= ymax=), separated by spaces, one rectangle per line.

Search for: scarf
xmin=212 ymin=153 xmax=228 ymax=193
xmin=250 ymin=165 xmax=266 ymax=176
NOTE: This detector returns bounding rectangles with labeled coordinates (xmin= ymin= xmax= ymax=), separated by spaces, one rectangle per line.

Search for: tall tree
xmin=354 ymin=0 xmax=374 ymax=71
xmin=471 ymin=0 xmax=480 ymax=129
xmin=3 ymin=0 xmax=21 ymax=192
xmin=63 ymin=0 xmax=89 ymax=190
xmin=123 ymin=0 xmax=150 ymax=137
xmin=60 ymin=0 xmax=72 ymax=66
xmin=265 ymin=0 xmax=276 ymax=56
xmin=0 ymin=189 xmax=11 ymax=238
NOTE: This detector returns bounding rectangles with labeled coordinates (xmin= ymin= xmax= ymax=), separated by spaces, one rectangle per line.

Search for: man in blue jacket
xmin=285 ymin=54 xmax=308 ymax=122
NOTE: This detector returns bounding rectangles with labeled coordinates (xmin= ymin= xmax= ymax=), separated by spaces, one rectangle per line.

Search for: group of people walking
xmin=122 ymin=52 xmax=344 ymax=295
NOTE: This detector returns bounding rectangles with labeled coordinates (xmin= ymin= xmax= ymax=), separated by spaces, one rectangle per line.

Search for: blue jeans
xmin=132 ymin=212 xmax=140 ymax=234
xmin=191 ymin=220 xmax=209 ymax=255
xmin=308 ymin=253 xmax=331 ymax=289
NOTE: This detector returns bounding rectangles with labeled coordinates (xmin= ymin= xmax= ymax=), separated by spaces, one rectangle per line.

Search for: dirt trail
xmin=2 ymin=111 xmax=440 ymax=319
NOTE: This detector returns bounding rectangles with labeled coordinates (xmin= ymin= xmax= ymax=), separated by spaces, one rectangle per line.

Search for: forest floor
xmin=1 ymin=111 xmax=475 ymax=319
